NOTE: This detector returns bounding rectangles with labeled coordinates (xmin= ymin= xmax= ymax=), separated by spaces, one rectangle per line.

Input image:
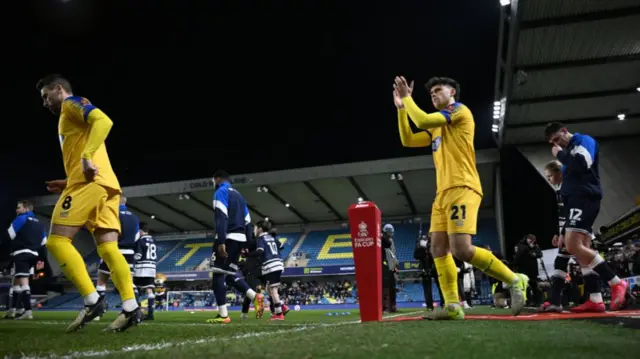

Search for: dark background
xmin=1 ymin=0 xmax=555 ymax=256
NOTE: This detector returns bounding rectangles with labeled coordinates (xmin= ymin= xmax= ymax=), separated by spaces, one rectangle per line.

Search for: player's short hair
xmin=36 ymin=74 xmax=72 ymax=93
xmin=140 ymin=222 xmax=150 ymax=233
xmin=544 ymin=122 xmax=566 ymax=140
xmin=256 ymin=219 xmax=273 ymax=232
xmin=544 ymin=160 xmax=562 ymax=173
xmin=17 ymin=200 xmax=34 ymax=211
xmin=425 ymin=77 xmax=461 ymax=100
xmin=213 ymin=170 xmax=230 ymax=180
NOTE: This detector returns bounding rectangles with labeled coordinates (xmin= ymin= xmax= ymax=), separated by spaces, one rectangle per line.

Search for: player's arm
xmin=245 ymin=237 xmax=265 ymax=258
xmin=401 ymin=97 xmax=449 ymax=130
xmin=243 ymin=204 xmax=253 ymax=242
xmin=398 ymin=108 xmax=432 ymax=147
xmin=81 ymin=106 xmax=114 ymax=160
xmin=133 ymin=236 xmax=144 ymax=262
xmin=7 ymin=216 xmax=27 ymax=240
xmin=213 ymin=189 xmax=229 ymax=245
xmin=556 ymin=135 xmax=597 ymax=171
xmin=134 ymin=220 xmax=141 ymax=242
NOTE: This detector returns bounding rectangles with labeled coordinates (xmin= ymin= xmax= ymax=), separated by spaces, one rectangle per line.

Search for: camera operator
xmin=413 ymin=234 xmax=443 ymax=310
xmin=513 ymin=234 xmax=543 ymax=306
xmin=381 ymin=224 xmax=399 ymax=313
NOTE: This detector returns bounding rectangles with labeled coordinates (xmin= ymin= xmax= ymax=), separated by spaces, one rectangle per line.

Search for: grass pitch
xmin=2 ymin=307 xmax=639 ymax=358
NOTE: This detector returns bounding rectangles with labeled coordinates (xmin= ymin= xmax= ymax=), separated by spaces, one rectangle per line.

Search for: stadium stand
xmin=153 ymin=234 xmax=303 ymax=272
xmin=292 ymin=221 xmax=498 ymax=267
xmin=277 ymin=233 xmax=303 ymax=261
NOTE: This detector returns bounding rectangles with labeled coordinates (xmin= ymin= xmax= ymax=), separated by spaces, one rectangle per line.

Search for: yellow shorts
xmin=51 ymin=183 xmax=121 ymax=234
xmin=429 ymin=186 xmax=482 ymax=235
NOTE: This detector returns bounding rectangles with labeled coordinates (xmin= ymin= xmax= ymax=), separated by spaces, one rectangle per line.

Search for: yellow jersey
xmin=58 ymin=96 xmax=121 ymax=191
xmin=428 ymin=102 xmax=482 ymax=195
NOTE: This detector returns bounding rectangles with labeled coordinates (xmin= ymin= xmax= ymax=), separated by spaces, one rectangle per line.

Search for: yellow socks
xmin=46 ymin=235 xmax=96 ymax=297
xmin=97 ymin=241 xmax=135 ymax=302
xmin=434 ymin=254 xmax=460 ymax=305
xmin=469 ymin=247 xmax=517 ymax=284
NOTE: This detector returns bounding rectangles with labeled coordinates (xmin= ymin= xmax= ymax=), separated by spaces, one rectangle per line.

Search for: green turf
xmin=2 ymin=308 xmax=639 ymax=358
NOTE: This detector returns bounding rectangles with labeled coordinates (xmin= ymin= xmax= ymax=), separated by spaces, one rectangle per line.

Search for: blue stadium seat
xmin=294 ymin=226 xmax=420 ymax=267
xmin=156 ymin=239 xmax=210 ymax=272
xmin=277 ymin=233 xmax=302 ymax=261
xmin=299 ymin=229 xmax=354 ymax=266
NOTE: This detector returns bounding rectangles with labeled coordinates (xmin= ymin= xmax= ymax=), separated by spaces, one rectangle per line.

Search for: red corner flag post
xmin=348 ymin=201 xmax=383 ymax=322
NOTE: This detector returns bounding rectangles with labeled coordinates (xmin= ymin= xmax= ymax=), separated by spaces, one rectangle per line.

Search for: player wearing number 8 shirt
xmin=545 ymin=122 xmax=633 ymax=310
xmin=394 ymin=76 xmax=528 ymax=320
xmin=133 ymin=222 xmax=157 ymax=320
xmin=36 ymin=74 xmax=141 ymax=332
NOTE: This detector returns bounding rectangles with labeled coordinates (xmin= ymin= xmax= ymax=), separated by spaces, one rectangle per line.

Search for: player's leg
xmin=564 ymin=231 xmax=628 ymax=309
xmin=14 ymin=276 xmax=32 ymax=320
xmin=96 ymin=270 xmax=110 ymax=300
xmin=563 ymin=198 xmax=631 ymax=310
xmin=240 ymin=269 xmax=254 ymax=319
xmin=93 ymin=266 xmax=111 ymax=321
xmin=139 ymin=278 xmax=156 ymax=320
xmin=207 ymin=246 xmax=232 ymax=323
xmin=446 ymin=187 xmax=528 ymax=316
xmin=223 ymin=241 xmax=264 ymax=319
xmin=96 ymin=228 xmax=141 ymax=331
xmin=14 ymin=255 xmax=37 ymax=320
xmin=4 ymin=274 xmax=19 ymax=319
xmin=6 ymin=277 xmax=20 ymax=319
xmin=93 ymin=190 xmax=141 ymax=331
xmin=571 ymin=238 xmax=605 ymax=312
xmin=268 ymin=273 xmax=284 ymax=321
xmin=47 ymin=185 xmax=109 ymax=331
xmin=543 ymin=250 xmax=570 ymax=312
xmin=424 ymin=191 xmax=462 ymax=320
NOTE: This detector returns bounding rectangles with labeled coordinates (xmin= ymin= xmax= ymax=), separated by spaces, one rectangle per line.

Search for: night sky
xmin=3 ymin=0 xmax=500 ymax=198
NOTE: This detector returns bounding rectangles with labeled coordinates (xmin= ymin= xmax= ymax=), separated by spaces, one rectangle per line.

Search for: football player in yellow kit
xmin=394 ymin=76 xmax=528 ymax=320
xmin=37 ymin=74 xmax=142 ymax=332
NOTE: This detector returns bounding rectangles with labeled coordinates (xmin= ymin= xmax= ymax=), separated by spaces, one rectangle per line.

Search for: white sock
xmin=241 ymin=313 xmax=247 ymax=319
xmin=609 ymin=276 xmax=621 ymax=285
xmin=96 ymin=285 xmax=106 ymax=292
xmin=245 ymin=289 xmax=256 ymax=300
xmin=219 ymin=304 xmax=228 ymax=317
xmin=84 ymin=292 xmax=100 ymax=306
xmin=590 ymin=293 xmax=603 ymax=303
xmin=122 ymin=298 xmax=138 ymax=312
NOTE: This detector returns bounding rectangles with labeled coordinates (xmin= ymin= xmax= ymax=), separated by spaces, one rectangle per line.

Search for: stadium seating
xmin=292 ymin=221 xmax=499 ymax=268
xmin=153 ymin=234 xmax=303 ymax=272
xmin=277 ymin=233 xmax=303 ymax=261
xmin=298 ymin=229 xmax=354 ymax=266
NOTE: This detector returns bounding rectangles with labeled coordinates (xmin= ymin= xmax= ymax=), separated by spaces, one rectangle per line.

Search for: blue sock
xmin=148 ymin=297 xmax=155 ymax=316
xmin=212 ymin=274 xmax=227 ymax=309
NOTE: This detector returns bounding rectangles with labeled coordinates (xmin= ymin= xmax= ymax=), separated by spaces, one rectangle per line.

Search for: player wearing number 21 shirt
xmin=394 ymin=76 xmax=528 ymax=321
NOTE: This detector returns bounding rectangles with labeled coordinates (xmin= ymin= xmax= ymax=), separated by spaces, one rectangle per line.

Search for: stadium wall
xmin=518 ymin=137 xmax=640 ymax=230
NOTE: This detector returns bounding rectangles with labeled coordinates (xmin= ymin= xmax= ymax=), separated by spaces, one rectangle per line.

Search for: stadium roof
xmin=29 ymin=150 xmax=499 ymax=234
xmin=494 ymin=0 xmax=640 ymax=145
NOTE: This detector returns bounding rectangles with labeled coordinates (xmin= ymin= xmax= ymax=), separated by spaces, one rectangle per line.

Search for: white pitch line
xmin=18 ymin=311 xmax=423 ymax=359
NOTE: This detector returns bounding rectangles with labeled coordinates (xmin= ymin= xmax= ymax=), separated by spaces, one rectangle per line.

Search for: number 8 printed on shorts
xmin=61 ymin=196 xmax=73 ymax=210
